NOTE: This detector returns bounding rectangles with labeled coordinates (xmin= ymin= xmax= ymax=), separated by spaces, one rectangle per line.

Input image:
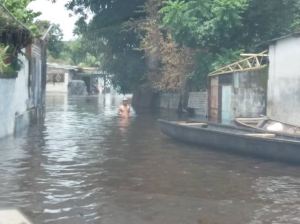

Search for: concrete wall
xmin=0 ymin=41 xmax=45 ymax=139
xmin=209 ymin=68 xmax=267 ymax=122
xmin=158 ymin=91 xmax=208 ymax=115
xmin=188 ymin=91 xmax=208 ymax=116
xmin=47 ymin=83 xmax=67 ymax=93
xmin=159 ymin=93 xmax=181 ymax=110
xmin=46 ymin=73 xmax=71 ymax=93
xmin=232 ymin=69 xmax=267 ymax=118
xmin=46 ymin=73 xmax=69 ymax=93
xmin=268 ymin=37 xmax=300 ymax=126
xmin=0 ymin=54 xmax=29 ymax=138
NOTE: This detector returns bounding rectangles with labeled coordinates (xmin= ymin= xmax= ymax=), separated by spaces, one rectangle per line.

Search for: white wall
xmin=268 ymin=37 xmax=300 ymax=126
xmin=46 ymin=83 xmax=68 ymax=93
xmin=0 ymin=54 xmax=29 ymax=138
xmin=46 ymin=73 xmax=69 ymax=93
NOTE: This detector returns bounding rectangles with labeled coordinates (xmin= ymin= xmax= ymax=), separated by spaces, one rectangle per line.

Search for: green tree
xmin=67 ymin=0 xmax=147 ymax=93
xmin=61 ymin=38 xmax=98 ymax=66
xmin=160 ymin=0 xmax=300 ymax=88
xmin=67 ymin=0 xmax=300 ymax=92
xmin=2 ymin=0 xmax=41 ymax=34
xmin=35 ymin=20 xmax=64 ymax=58
xmin=239 ymin=0 xmax=300 ymax=48
xmin=0 ymin=0 xmax=41 ymax=76
xmin=46 ymin=24 xmax=64 ymax=58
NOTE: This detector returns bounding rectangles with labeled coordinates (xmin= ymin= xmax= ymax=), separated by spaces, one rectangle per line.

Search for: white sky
xmin=28 ymin=0 xmax=79 ymax=40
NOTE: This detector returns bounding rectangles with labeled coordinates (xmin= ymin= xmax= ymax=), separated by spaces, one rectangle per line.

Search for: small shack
xmin=267 ymin=33 xmax=300 ymax=126
xmin=208 ymin=52 xmax=268 ymax=123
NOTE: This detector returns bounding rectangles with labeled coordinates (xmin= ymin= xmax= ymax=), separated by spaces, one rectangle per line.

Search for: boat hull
xmin=159 ymin=119 xmax=300 ymax=164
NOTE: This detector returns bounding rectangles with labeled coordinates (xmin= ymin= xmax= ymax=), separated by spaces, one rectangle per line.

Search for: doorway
xmin=221 ymin=85 xmax=233 ymax=124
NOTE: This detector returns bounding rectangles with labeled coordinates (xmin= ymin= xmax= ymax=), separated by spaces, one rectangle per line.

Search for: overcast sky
xmin=28 ymin=0 xmax=79 ymax=40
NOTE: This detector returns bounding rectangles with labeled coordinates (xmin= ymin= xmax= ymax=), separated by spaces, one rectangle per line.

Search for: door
xmin=209 ymin=77 xmax=219 ymax=122
xmin=221 ymin=85 xmax=233 ymax=124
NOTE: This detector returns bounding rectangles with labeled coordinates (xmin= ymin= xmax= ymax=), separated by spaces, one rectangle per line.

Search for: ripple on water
xmin=1 ymin=95 xmax=300 ymax=224
xmin=251 ymin=176 xmax=300 ymax=224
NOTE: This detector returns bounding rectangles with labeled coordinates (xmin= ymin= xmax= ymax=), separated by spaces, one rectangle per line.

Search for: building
xmin=208 ymin=52 xmax=268 ymax=123
xmin=207 ymin=34 xmax=300 ymax=127
xmin=267 ymin=33 xmax=300 ymax=126
xmin=46 ymin=63 xmax=110 ymax=95
xmin=46 ymin=63 xmax=77 ymax=94
xmin=0 ymin=5 xmax=46 ymax=138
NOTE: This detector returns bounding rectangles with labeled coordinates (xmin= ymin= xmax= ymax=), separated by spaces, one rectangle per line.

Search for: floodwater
xmin=0 ymin=94 xmax=300 ymax=224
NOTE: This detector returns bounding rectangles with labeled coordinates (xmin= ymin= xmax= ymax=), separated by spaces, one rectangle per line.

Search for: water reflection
xmin=118 ymin=117 xmax=130 ymax=135
xmin=251 ymin=176 xmax=300 ymax=224
xmin=0 ymin=94 xmax=299 ymax=224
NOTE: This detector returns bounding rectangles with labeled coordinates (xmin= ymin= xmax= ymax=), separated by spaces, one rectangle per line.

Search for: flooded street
xmin=0 ymin=94 xmax=300 ymax=224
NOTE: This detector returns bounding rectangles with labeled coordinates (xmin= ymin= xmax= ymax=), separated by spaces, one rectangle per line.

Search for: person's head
xmin=122 ymin=98 xmax=129 ymax=105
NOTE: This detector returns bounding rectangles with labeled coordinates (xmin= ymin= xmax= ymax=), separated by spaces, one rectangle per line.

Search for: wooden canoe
xmin=158 ymin=119 xmax=300 ymax=164
xmin=235 ymin=117 xmax=300 ymax=137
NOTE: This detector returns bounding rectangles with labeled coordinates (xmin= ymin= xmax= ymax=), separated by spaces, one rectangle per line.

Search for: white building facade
xmin=268 ymin=35 xmax=300 ymax=126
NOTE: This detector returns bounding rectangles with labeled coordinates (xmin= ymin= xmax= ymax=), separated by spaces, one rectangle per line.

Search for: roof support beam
xmin=209 ymin=50 xmax=268 ymax=77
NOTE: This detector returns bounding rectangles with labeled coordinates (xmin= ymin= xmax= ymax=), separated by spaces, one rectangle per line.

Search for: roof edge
xmin=263 ymin=32 xmax=300 ymax=46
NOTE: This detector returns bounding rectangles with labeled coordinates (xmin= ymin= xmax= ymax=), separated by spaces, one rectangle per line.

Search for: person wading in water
xmin=118 ymin=98 xmax=130 ymax=118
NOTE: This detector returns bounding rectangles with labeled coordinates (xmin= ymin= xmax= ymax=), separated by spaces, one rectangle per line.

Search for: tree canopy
xmin=35 ymin=20 xmax=64 ymax=58
xmin=159 ymin=0 xmax=300 ymax=88
xmin=66 ymin=0 xmax=300 ymax=92
xmin=0 ymin=0 xmax=65 ymax=76
xmin=2 ymin=0 xmax=41 ymax=34
xmin=66 ymin=0 xmax=147 ymax=93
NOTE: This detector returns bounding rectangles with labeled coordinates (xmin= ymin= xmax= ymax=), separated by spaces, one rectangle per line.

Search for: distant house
xmin=208 ymin=52 xmax=268 ymax=123
xmin=46 ymin=63 xmax=109 ymax=95
xmin=267 ymin=34 xmax=300 ymax=126
xmin=0 ymin=5 xmax=46 ymax=138
xmin=46 ymin=63 xmax=77 ymax=94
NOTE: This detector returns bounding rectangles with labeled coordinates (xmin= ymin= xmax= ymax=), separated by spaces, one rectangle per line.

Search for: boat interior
xmin=235 ymin=117 xmax=300 ymax=136
xmin=173 ymin=120 xmax=300 ymax=141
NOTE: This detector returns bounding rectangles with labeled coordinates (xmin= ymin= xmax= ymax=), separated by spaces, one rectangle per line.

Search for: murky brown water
xmin=0 ymin=94 xmax=300 ymax=224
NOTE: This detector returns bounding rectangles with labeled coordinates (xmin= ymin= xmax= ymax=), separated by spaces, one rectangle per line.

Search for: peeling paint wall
xmin=232 ymin=69 xmax=267 ymax=118
xmin=268 ymin=37 xmax=300 ymax=126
